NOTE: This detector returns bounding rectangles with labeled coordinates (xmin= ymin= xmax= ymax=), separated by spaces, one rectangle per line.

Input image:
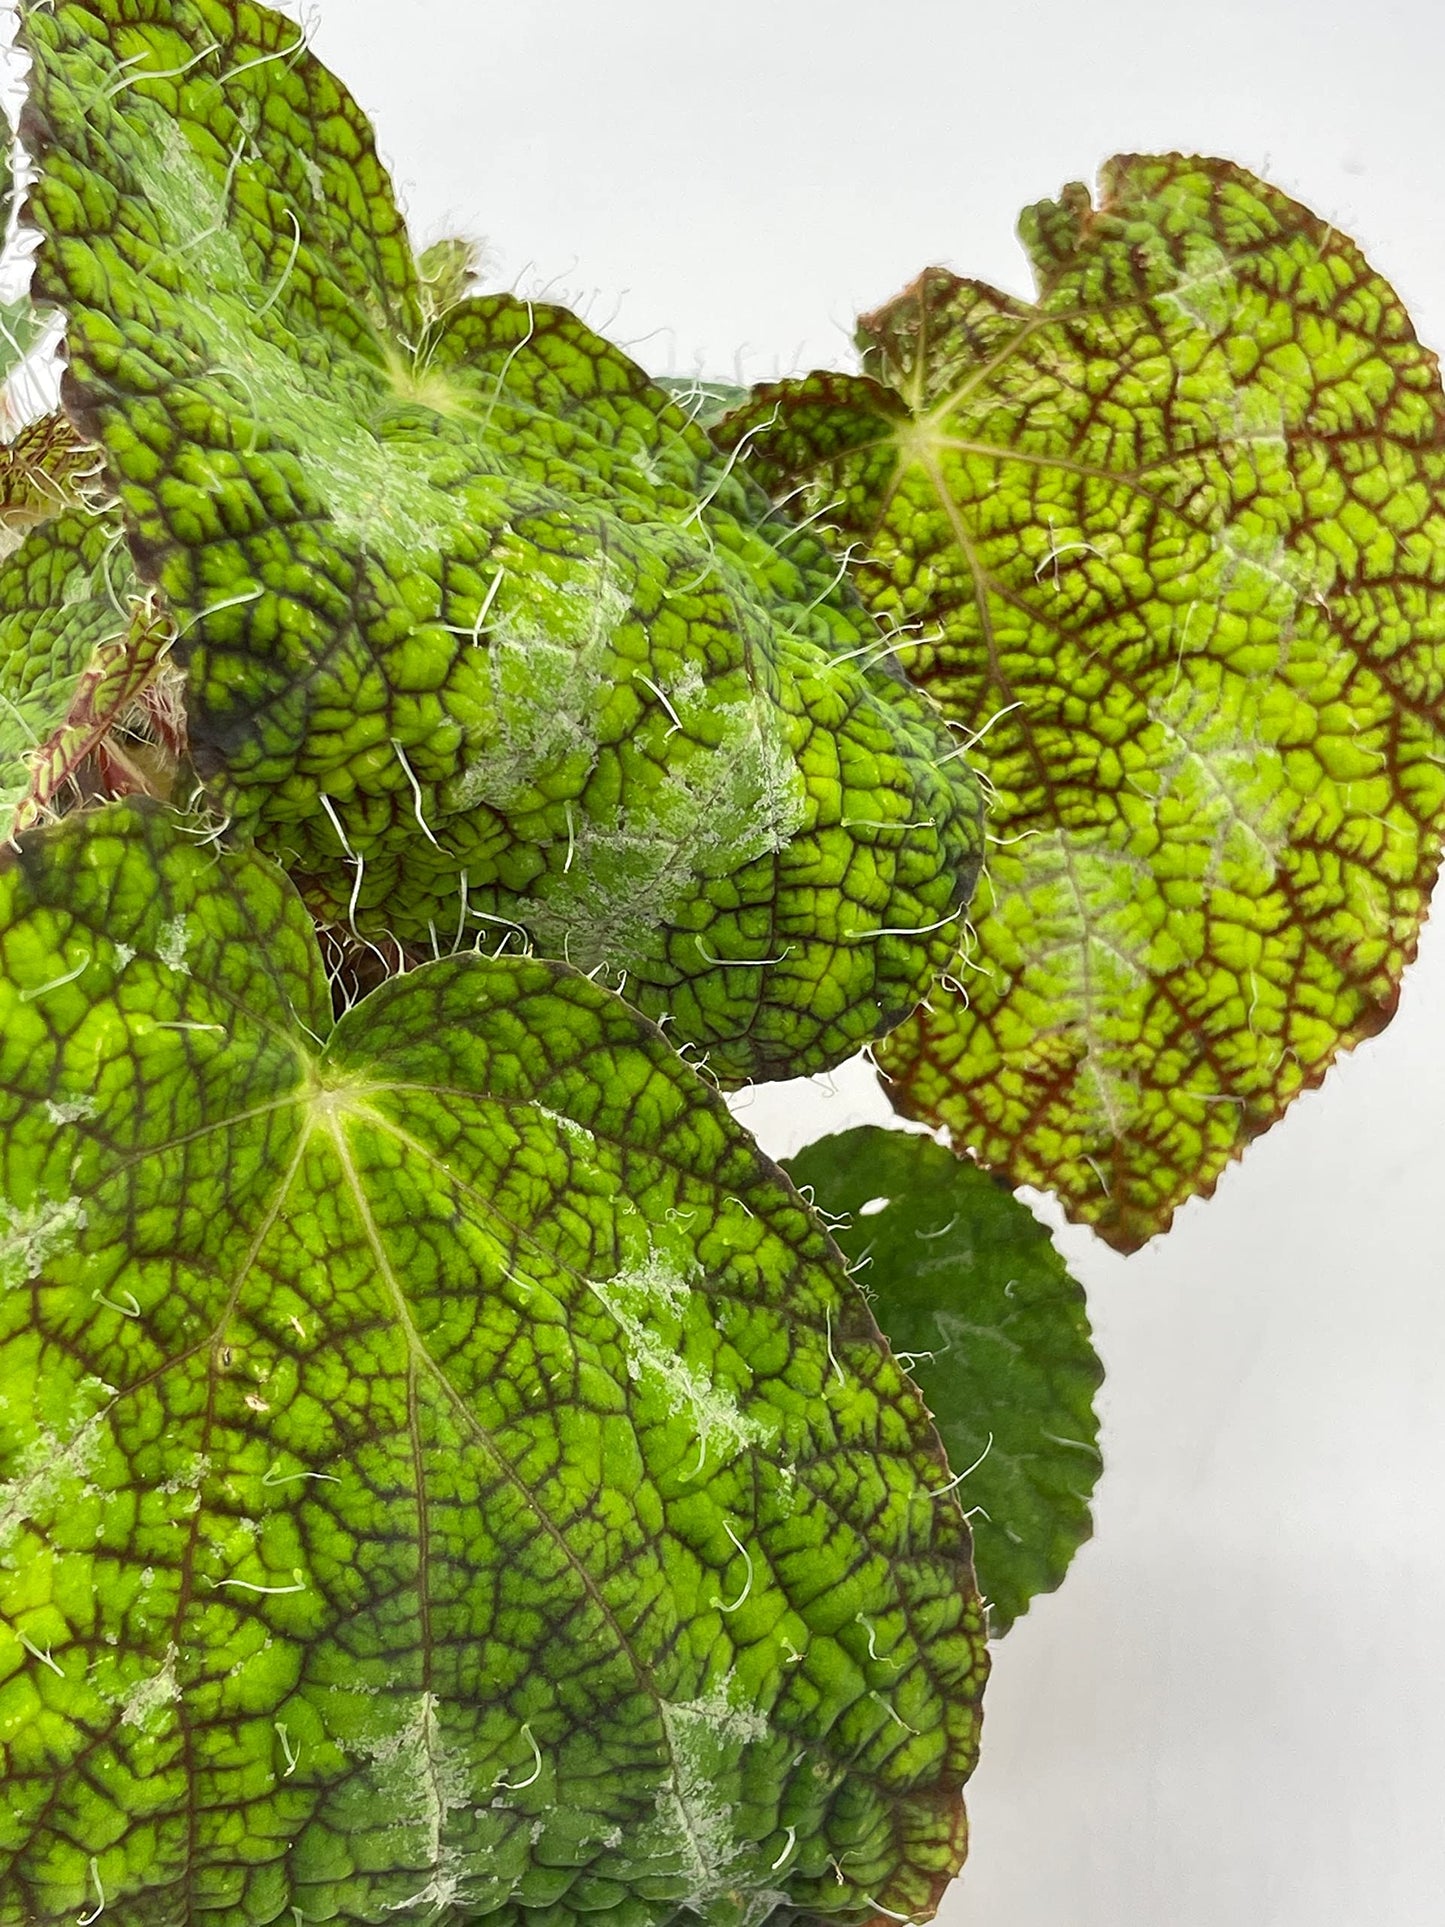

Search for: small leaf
xmin=17 ymin=0 xmax=983 ymax=1086
xmin=655 ymin=376 xmax=752 ymax=428
xmin=0 ymin=415 xmax=101 ymax=543
xmin=415 ymin=235 xmax=485 ymax=321
xmin=0 ymin=300 xmax=51 ymax=426
xmin=0 ymin=801 xmax=987 ymax=1925
xmin=786 ymin=1127 xmax=1102 ymax=1636
xmin=721 ymin=157 xmax=1445 ymax=1246
xmin=0 ymin=508 xmax=166 ymax=823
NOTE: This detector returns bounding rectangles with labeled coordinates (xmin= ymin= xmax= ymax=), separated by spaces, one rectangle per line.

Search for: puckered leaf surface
xmin=0 ymin=507 xmax=161 ymax=821
xmin=0 ymin=802 xmax=987 ymax=1927
xmin=0 ymin=413 xmax=103 ymax=542
xmin=719 ymin=157 xmax=1445 ymax=1246
xmin=17 ymin=0 xmax=984 ymax=1088
xmin=786 ymin=1128 xmax=1101 ymax=1636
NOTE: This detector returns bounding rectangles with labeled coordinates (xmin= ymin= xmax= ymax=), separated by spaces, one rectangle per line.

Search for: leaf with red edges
xmin=721 ymin=156 xmax=1445 ymax=1248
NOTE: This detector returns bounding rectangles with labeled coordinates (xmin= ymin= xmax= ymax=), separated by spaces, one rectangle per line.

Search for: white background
xmin=21 ymin=1 xmax=1445 ymax=1919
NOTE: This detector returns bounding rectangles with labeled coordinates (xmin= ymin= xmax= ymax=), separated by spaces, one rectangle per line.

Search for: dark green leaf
xmin=18 ymin=0 xmax=983 ymax=1086
xmin=786 ymin=1128 xmax=1102 ymax=1636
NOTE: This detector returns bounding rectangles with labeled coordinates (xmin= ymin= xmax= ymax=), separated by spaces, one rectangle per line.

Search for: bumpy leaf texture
xmin=720 ymin=158 xmax=1445 ymax=1247
xmin=786 ymin=1129 xmax=1101 ymax=1636
xmin=0 ymin=801 xmax=987 ymax=1927
xmin=0 ymin=508 xmax=149 ymax=818
xmin=17 ymin=0 xmax=984 ymax=1087
xmin=2 ymin=105 xmax=171 ymax=827
xmin=0 ymin=412 xmax=102 ymax=539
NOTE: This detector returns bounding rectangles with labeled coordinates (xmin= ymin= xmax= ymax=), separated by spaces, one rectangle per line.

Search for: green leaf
xmin=0 ymin=801 xmax=987 ymax=1926
xmin=719 ymin=157 xmax=1445 ymax=1247
xmin=17 ymin=0 xmax=983 ymax=1087
xmin=415 ymin=236 xmax=484 ymax=322
xmin=654 ymin=378 xmax=753 ymax=429
xmin=0 ymin=298 xmax=49 ymax=421
xmin=0 ymin=416 xmax=101 ymax=545
xmin=0 ymin=508 xmax=160 ymax=823
xmin=785 ymin=1128 xmax=1101 ymax=1636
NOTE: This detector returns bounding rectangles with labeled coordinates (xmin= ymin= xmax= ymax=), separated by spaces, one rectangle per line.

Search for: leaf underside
xmin=0 ymin=802 xmax=986 ymax=1927
xmin=721 ymin=156 xmax=1445 ymax=1247
xmin=785 ymin=1128 xmax=1102 ymax=1636
xmin=17 ymin=0 xmax=984 ymax=1087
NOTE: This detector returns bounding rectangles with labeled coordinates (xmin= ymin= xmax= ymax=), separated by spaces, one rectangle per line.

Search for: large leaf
xmin=719 ymin=157 xmax=1445 ymax=1246
xmin=0 ymin=801 xmax=987 ymax=1926
xmin=786 ymin=1128 xmax=1101 ymax=1636
xmin=16 ymin=0 xmax=984 ymax=1087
